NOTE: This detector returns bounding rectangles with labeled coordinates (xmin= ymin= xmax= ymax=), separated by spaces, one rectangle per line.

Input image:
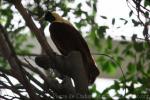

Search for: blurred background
xmin=0 ymin=0 xmax=150 ymax=99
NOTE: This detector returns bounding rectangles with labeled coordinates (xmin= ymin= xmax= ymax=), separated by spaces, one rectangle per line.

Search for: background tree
xmin=0 ymin=0 xmax=149 ymax=99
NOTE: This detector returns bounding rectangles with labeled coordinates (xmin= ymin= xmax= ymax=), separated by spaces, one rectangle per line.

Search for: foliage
xmin=0 ymin=0 xmax=149 ymax=99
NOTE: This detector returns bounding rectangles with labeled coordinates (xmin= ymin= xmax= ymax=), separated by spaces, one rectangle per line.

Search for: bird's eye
xmin=50 ymin=15 xmax=55 ymax=22
xmin=45 ymin=12 xmax=55 ymax=22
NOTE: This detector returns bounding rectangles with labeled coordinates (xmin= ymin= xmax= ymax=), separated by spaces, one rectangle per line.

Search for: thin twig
xmin=93 ymin=52 xmax=127 ymax=96
xmin=0 ymin=24 xmax=40 ymax=99
xmin=21 ymin=59 xmax=57 ymax=98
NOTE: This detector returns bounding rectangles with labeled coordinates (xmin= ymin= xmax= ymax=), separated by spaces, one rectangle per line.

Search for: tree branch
xmin=0 ymin=24 xmax=40 ymax=100
xmin=10 ymin=0 xmax=55 ymax=59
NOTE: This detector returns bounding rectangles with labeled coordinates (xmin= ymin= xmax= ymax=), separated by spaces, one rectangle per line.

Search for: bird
xmin=44 ymin=11 xmax=99 ymax=85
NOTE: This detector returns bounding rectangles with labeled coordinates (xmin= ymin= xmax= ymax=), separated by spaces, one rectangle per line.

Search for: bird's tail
xmin=88 ymin=62 xmax=100 ymax=85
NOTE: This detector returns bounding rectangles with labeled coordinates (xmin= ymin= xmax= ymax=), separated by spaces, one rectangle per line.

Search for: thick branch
xmin=0 ymin=67 xmax=11 ymax=76
xmin=10 ymin=0 xmax=55 ymax=59
xmin=0 ymin=25 xmax=40 ymax=100
xmin=0 ymin=80 xmax=28 ymax=100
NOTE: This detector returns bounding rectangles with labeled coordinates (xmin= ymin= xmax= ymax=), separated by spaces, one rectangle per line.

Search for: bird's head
xmin=44 ymin=11 xmax=62 ymax=23
xmin=44 ymin=11 xmax=72 ymax=26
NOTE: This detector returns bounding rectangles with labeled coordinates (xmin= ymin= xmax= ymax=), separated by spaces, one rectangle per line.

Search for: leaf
xmin=107 ymin=36 xmax=112 ymax=49
xmin=0 ymin=57 xmax=8 ymax=67
xmin=86 ymin=1 xmax=91 ymax=7
xmin=102 ymin=61 xmax=116 ymax=74
xmin=120 ymin=18 xmax=128 ymax=25
xmin=114 ymin=47 xmax=119 ymax=53
xmin=94 ymin=37 xmax=100 ymax=47
xmin=75 ymin=22 xmax=81 ymax=29
xmin=112 ymin=18 xmax=115 ymax=25
xmin=133 ymin=42 xmax=144 ymax=52
xmin=137 ymin=61 xmax=142 ymax=71
xmin=144 ymin=0 xmax=150 ymax=7
xmin=132 ymin=19 xmax=140 ymax=27
xmin=114 ymin=81 xmax=120 ymax=90
xmin=93 ymin=3 xmax=97 ymax=12
xmin=144 ymin=11 xmax=149 ymax=18
xmin=13 ymin=26 xmax=25 ymax=34
xmin=129 ymin=10 xmax=133 ymax=17
xmin=97 ymin=26 xmax=109 ymax=38
xmin=131 ymin=34 xmax=137 ymax=42
xmin=120 ymin=18 xmax=125 ymax=20
xmin=26 ymin=44 xmax=34 ymax=48
xmin=128 ymin=82 xmax=134 ymax=93
xmin=16 ymin=34 xmax=27 ymax=43
xmin=77 ymin=3 xmax=82 ymax=8
xmin=89 ymin=84 xmax=99 ymax=95
xmin=121 ymin=35 xmax=126 ymax=40
xmin=122 ymin=44 xmax=134 ymax=57
xmin=120 ymin=41 xmax=128 ymax=45
xmin=19 ymin=49 xmax=30 ymax=54
xmin=100 ymin=16 xmax=107 ymax=19
xmin=127 ymin=63 xmax=137 ymax=74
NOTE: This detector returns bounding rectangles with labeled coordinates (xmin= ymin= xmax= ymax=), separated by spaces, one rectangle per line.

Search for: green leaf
xmin=144 ymin=0 xmax=150 ymax=7
xmin=13 ymin=26 xmax=25 ymax=34
xmin=93 ymin=3 xmax=97 ymax=12
xmin=114 ymin=81 xmax=120 ymax=90
xmin=133 ymin=42 xmax=144 ymax=52
xmin=120 ymin=41 xmax=128 ymax=45
xmin=100 ymin=16 xmax=107 ymax=19
xmin=144 ymin=11 xmax=149 ymax=18
xmin=137 ymin=61 xmax=142 ymax=71
xmin=102 ymin=61 xmax=116 ymax=74
xmin=26 ymin=44 xmax=34 ymax=48
xmin=107 ymin=36 xmax=112 ymax=49
xmin=97 ymin=26 xmax=109 ymax=38
xmin=131 ymin=34 xmax=137 ymax=42
xmin=19 ymin=49 xmax=30 ymax=54
xmin=77 ymin=3 xmax=82 ymax=8
xmin=75 ymin=22 xmax=82 ymax=29
xmin=120 ymin=18 xmax=128 ymax=25
xmin=89 ymin=84 xmax=99 ymax=94
xmin=127 ymin=63 xmax=137 ymax=74
xmin=16 ymin=34 xmax=27 ymax=43
xmin=132 ymin=19 xmax=140 ymax=27
xmin=122 ymin=44 xmax=134 ymax=57
xmin=114 ymin=47 xmax=119 ymax=53
xmin=129 ymin=10 xmax=133 ymax=17
xmin=112 ymin=18 xmax=115 ymax=25
xmin=0 ymin=57 xmax=8 ymax=67
xmin=86 ymin=1 xmax=91 ymax=7
xmin=128 ymin=82 xmax=134 ymax=93
xmin=121 ymin=35 xmax=126 ymax=40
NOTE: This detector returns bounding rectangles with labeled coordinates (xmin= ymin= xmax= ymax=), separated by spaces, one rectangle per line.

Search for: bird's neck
xmin=52 ymin=13 xmax=72 ymax=26
xmin=53 ymin=19 xmax=72 ymax=26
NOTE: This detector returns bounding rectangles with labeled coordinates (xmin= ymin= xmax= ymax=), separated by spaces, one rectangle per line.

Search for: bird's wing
xmin=50 ymin=22 xmax=99 ymax=84
xmin=50 ymin=22 xmax=90 ymax=55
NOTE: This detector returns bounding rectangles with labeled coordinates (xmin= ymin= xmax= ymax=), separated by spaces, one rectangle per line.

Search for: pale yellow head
xmin=45 ymin=11 xmax=72 ymax=26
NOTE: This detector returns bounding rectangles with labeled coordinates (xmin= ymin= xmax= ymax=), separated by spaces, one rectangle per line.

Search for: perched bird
xmin=44 ymin=11 xmax=99 ymax=85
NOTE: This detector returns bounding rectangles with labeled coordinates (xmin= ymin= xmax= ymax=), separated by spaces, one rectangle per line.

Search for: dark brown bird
xmin=44 ymin=11 xmax=99 ymax=85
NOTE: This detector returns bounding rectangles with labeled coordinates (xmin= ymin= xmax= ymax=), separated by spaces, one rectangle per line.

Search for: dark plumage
xmin=45 ymin=11 xmax=99 ymax=84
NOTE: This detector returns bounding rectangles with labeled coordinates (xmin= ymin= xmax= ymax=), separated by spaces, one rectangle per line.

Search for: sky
xmin=96 ymin=0 xmax=145 ymax=40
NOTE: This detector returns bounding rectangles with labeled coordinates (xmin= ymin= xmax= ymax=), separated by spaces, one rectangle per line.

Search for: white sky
xmin=97 ymin=0 xmax=145 ymax=40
